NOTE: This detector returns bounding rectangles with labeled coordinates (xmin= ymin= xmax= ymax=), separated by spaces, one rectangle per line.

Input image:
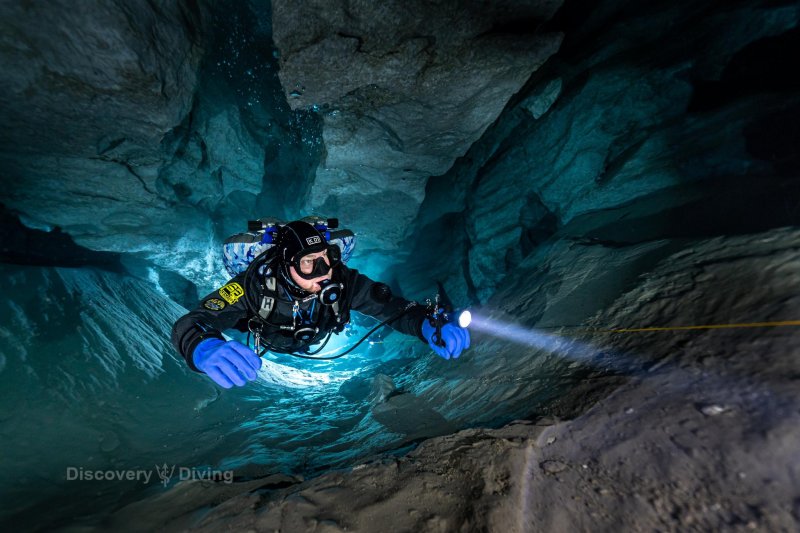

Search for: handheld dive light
xmin=456 ymin=309 xmax=472 ymax=328
xmin=426 ymin=292 xmax=471 ymax=347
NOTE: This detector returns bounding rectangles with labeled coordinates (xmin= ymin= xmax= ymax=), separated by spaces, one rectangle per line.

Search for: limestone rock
xmin=272 ymin=0 xmax=564 ymax=273
xmin=401 ymin=0 xmax=800 ymax=302
xmin=0 ymin=1 xmax=207 ymax=277
xmin=0 ymin=1 xmax=316 ymax=291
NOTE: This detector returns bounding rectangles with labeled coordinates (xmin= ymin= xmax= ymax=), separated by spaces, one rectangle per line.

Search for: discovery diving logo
xmin=65 ymin=464 xmax=234 ymax=485
xmin=155 ymin=463 xmax=176 ymax=486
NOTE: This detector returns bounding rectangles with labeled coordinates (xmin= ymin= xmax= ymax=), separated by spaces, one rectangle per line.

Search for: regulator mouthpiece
xmin=318 ymin=279 xmax=343 ymax=305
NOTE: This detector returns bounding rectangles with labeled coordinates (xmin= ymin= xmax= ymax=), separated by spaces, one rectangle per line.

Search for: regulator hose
xmin=242 ymin=252 xmax=423 ymax=360
xmin=281 ymin=303 xmax=419 ymax=360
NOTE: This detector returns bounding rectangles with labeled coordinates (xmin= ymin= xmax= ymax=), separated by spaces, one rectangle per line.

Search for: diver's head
xmin=276 ymin=221 xmax=334 ymax=294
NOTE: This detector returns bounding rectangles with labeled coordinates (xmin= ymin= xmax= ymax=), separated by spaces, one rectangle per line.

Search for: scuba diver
xmin=171 ymin=220 xmax=470 ymax=388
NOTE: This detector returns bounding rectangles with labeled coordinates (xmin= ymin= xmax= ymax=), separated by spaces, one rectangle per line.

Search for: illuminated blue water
xmin=0 ymin=261 xmax=582 ymax=530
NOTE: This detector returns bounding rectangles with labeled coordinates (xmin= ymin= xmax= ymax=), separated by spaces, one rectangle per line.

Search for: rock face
xmin=0 ymin=1 xmax=200 ymax=160
xmin=0 ymin=0 xmax=210 ymax=282
xmin=395 ymin=0 xmax=800 ymax=304
xmin=100 ymin=227 xmax=800 ymax=532
xmin=0 ymin=1 xmax=320 ymax=293
xmin=0 ymin=1 xmax=201 ymax=229
xmin=272 ymin=0 xmax=564 ymax=272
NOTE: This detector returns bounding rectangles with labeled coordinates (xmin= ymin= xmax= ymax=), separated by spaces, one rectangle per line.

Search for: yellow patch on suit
xmin=218 ymin=282 xmax=244 ymax=304
xmin=203 ymin=298 xmax=226 ymax=311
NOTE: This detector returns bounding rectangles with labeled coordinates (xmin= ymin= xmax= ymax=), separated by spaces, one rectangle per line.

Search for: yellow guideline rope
xmin=600 ymin=320 xmax=800 ymax=333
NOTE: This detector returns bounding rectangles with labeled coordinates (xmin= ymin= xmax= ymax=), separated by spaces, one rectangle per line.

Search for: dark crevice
xmin=121 ymin=161 xmax=156 ymax=196
xmin=461 ymin=212 xmax=479 ymax=305
xmin=597 ymin=136 xmax=648 ymax=185
xmin=743 ymin=101 xmax=800 ymax=176
xmin=163 ymin=94 xmax=200 ymax=159
xmin=89 ymin=154 xmax=157 ymax=197
xmin=97 ymin=137 xmax=127 ymax=155
xmin=336 ymin=32 xmax=365 ymax=52
xmin=0 ymin=205 xmax=124 ymax=272
xmin=571 ymin=174 xmax=800 ymax=245
xmin=198 ymin=136 xmax=209 ymax=169
xmin=172 ymin=182 xmax=192 ymax=199
xmin=176 ymin=0 xmax=203 ymax=47
xmin=71 ymin=191 xmax=123 ymax=202
xmin=0 ymin=204 xmax=199 ymax=309
xmin=477 ymin=17 xmax=550 ymax=38
xmin=689 ymin=26 xmax=800 ymax=112
xmin=520 ymin=212 xmax=559 ymax=258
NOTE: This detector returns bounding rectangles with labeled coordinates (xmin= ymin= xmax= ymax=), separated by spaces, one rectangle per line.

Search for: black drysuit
xmin=171 ymin=262 xmax=428 ymax=371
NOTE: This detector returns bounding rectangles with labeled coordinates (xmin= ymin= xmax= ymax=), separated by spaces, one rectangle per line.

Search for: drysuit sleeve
xmin=344 ymin=267 xmax=429 ymax=342
xmin=171 ymin=272 xmax=252 ymax=371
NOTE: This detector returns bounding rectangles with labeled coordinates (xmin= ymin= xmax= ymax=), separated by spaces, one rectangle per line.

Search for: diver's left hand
xmin=193 ymin=339 xmax=262 ymax=388
xmin=422 ymin=321 xmax=470 ymax=360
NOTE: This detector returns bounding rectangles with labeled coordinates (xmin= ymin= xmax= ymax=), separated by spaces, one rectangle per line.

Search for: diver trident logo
xmin=155 ymin=463 xmax=175 ymax=487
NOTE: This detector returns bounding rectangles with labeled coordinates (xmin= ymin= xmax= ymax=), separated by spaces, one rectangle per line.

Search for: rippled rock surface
xmin=273 ymin=0 xmax=564 ymax=268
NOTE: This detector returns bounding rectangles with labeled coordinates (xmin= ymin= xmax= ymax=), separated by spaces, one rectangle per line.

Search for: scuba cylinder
xmin=223 ymin=215 xmax=356 ymax=278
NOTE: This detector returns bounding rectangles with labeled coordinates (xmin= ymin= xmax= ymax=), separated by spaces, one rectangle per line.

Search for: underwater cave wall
xmin=397 ymin=0 xmax=800 ymax=306
xmin=0 ymin=0 xmax=322 ymax=295
xmin=271 ymin=0 xmax=566 ymax=278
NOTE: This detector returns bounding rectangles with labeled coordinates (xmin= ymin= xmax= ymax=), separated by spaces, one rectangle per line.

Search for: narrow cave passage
xmin=1 ymin=0 xmax=798 ymax=531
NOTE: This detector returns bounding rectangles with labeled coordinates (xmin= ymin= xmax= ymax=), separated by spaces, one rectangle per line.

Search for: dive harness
xmin=241 ymin=247 xmax=425 ymax=360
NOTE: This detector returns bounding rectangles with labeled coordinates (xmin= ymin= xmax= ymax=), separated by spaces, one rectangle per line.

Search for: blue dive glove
xmin=422 ymin=320 xmax=470 ymax=360
xmin=192 ymin=339 xmax=262 ymax=388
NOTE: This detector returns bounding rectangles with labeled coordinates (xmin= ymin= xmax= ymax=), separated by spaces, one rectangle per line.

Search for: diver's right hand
xmin=192 ymin=339 xmax=262 ymax=388
xmin=421 ymin=320 xmax=470 ymax=360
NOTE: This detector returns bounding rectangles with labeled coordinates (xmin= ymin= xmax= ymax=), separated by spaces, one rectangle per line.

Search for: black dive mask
xmin=291 ymin=246 xmax=341 ymax=281
xmin=293 ymin=256 xmax=331 ymax=280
